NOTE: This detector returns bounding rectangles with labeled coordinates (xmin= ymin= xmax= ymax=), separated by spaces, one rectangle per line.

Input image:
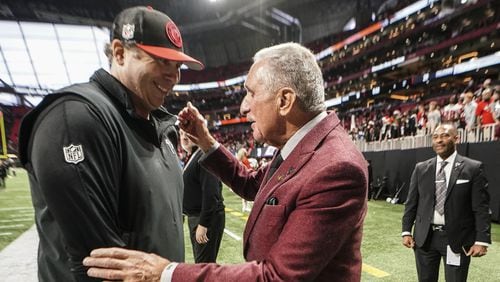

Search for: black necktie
xmin=435 ymin=161 xmax=448 ymax=215
xmin=266 ymin=152 xmax=283 ymax=182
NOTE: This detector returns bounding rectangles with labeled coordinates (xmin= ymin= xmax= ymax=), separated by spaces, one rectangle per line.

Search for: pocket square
xmin=456 ymin=179 xmax=470 ymax=184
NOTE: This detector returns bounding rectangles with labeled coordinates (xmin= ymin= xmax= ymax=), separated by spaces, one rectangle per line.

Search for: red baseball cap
xmin=112 ymin=6 xmax=204 ymax=70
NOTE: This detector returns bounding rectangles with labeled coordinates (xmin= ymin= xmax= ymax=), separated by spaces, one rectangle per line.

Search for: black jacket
xmin=183 ymin=148 xmax=224 ymax=227
xmin=19 ymin=69 xmax=184 ymax=282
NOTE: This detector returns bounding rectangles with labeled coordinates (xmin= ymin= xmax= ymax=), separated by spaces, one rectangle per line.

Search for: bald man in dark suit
xmin=402 ymin=124 xmax=491 ymax=282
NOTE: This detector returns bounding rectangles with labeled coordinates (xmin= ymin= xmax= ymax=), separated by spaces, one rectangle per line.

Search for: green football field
xmin=1 ymin=169 xmax=499 ymax=281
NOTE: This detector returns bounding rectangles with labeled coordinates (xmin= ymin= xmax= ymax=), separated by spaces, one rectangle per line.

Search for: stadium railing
xmin=354 ymin=124 xmax=497 ymax=152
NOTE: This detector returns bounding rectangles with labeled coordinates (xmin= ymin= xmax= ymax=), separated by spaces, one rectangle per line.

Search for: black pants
xmin=187 ymin=210 xmax=225 ymax=263
xmin=414 ymin=229 xmax=471 ymax=282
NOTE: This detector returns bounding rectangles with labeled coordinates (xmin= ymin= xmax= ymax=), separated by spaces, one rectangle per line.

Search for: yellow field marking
xmin=362 ymin=263 xmax=390 ymax=277
xmin=225 ymin=207 xmax=249 ymax=221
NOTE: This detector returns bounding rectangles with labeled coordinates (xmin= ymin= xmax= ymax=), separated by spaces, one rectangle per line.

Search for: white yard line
xmin=223 ymin=228 xmax=242 ymax=241
xmin=0 ymin=224 xmax=24 ymax=229
xmin=0 ymin=218 xmax=33 ymax=223
xmin=9 ymin=214 xmax=34 ymax=218
xmin=0 ymin=207 xmax=32 ymax=212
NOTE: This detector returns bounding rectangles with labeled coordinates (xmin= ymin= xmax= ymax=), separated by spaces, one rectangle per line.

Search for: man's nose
xmin=240 ymin=96 xmax=250 ymax=116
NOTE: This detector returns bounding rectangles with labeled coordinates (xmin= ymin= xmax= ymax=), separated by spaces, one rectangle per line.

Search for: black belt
xmin=431 ymin=224 xmax=445 ymax=231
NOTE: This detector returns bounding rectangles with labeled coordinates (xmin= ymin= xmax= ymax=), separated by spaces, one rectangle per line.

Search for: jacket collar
xmin=91 ymin=69 xmax=175 ymax=122
xmin=281 ymin=111 xmax=328 ymax=160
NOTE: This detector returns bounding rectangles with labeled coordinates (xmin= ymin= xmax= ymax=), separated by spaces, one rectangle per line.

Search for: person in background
xmin=476 ymin=88 xmax=495 ymax=127
xmin=427 ymin=101 xmax=441 ymax=134
xmin=416 ymin=103 xmax=427 ymax=135
xmin=442 ymin=95 xmax=462 ymax=129
xmin=180 ymin=129 xmax=225 ymax=263
xmin=0 ymin=161 xmax=7 ymax=188
xmin=462 ymin=91 xmax=477 ymax=132
xmin=236 ymin=147 xmax=253 ymax=212
xmin=84 ymin=42 xmax=368 ymax=282
xmin=491 ymin=90 xmax=500 ymax=140
xmin=18 ymin=6 xmax=203 ymax=281
xmin=402 ymin=123 xmax=490 ymax=282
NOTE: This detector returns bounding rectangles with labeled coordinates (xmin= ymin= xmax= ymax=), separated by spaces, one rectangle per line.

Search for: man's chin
xmin=252 ymin=131 xmax=265 ymax=143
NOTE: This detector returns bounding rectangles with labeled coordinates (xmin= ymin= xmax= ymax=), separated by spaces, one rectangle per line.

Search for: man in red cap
xmin=18 ymin=6 xmax=203 ymax=282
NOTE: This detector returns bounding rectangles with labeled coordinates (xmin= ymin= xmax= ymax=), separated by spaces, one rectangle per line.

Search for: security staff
xmin=181 ymin=130 xmax=225 ymax=263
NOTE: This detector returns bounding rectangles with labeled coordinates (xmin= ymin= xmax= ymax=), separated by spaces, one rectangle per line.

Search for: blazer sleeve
xmin=172 ymin=160 xmax=368 ymax=281
xmin=470 ymin=162 xmax=491 ymax=244
xmin=28 ymin=98 xmax=125 ymax=281
xmin=201 ymin=146 xmax=266 ymax=201
xmin=402 ymin=164 xmax=420 ymax=234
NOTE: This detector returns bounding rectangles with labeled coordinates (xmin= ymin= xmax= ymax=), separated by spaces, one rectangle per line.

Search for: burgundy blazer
xmin=173 ymin=113 xmax=368 ymax=281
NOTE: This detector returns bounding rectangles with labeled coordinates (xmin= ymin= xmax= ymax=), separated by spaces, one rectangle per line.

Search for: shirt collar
xmin=281 ymin=111 xmax=328 ymax=160
xmin=436 ymin=150 xmax=457 ymax=166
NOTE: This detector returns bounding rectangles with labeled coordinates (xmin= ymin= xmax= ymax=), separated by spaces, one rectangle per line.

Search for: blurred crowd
xmin=342 ymin=78 xmax=500 ymax=141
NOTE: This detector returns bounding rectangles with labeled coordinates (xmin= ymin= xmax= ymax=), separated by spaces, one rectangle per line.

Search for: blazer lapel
xmin=447 ymin=154 xmax=465 ymax=198
xmin=183 ymin=148 xmax=200 ymax=172
xmin=422 ymin=157 xmax=436 ymax=195
xmin=242 ymin=113 xmax=339 ymax=255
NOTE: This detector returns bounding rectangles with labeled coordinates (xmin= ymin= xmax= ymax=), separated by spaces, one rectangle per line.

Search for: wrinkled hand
xmin=466 ymin=244 xmax=488 ymax=257
xmin=402 ymin=235 xmax=415 ymax=248
xmin=177 ymin=102 xmax=216 ymax=152
xmin=196 ymin=225 xmax=209 ymax=244
xmin=83 ymin=247 xmax=170 ymax=281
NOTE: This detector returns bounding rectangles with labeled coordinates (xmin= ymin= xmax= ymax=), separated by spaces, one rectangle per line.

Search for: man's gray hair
xmin=253 ymin=42 xmax=326 ymax=113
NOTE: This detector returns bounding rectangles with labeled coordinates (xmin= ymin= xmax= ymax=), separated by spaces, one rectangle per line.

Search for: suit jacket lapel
xmin=422 ymin=157 xmax=436 ymax=194
xmin=183 ymin=148 xmax=200 ymax=172
xmin=242 ymin=113 xmax=340 ymax=255
xmin=447 ymin=154 xmax=465 ymax=198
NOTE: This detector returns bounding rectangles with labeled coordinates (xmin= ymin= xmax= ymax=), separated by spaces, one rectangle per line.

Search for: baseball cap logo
xmin=166 ymin=21 xmax=183 ymax=48
xmin=122 ymin=24 xmax=135 ymax=40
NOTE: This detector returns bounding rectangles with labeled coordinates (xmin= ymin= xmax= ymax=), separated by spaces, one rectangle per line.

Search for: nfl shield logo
xmin=63 ymin=144 xmax=85 ymax=164
xmin=122 ymin=24 xmax=135 ymax=40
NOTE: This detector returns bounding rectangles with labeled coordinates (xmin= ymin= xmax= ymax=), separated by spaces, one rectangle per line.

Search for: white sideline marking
xmin=0 ymin=218 xmax=33 ymax=223
xmin=0 ymin=224 xmax=24 ymax=229
xmin=224 ymin=228 xmax=242 ymax=241
xmin=16 ymin=210 xmax=34 ymax=214
xmin=0 ymin=207 xmax=32 ymax=212
xmin=9 ymin=214 xmax=34 ymax=218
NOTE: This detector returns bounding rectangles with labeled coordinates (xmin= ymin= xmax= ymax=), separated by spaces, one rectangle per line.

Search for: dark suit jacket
xmin=172 ymin=112 xmax=368 ymax=281
xmin=183 ymin=148 xmax=224 ymax=227
xmin=402 ymin=153 xmax=491 ymax=253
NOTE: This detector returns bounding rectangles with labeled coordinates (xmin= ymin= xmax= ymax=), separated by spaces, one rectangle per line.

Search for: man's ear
xmin=111 ymin=39 xmax=126 ymax=65
xmin=276 ymin=87 xmax=296 ymax=116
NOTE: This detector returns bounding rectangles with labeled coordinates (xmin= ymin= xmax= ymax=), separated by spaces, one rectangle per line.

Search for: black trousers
xmin=414 ymin=229 xmax=471 ymax=282
xmin=187 ymin=210 xmax=225 ymax=263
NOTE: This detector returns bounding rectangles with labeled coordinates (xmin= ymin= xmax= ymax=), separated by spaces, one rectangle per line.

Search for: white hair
xmin=253 ymin=42 xmax=326 ymax=113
